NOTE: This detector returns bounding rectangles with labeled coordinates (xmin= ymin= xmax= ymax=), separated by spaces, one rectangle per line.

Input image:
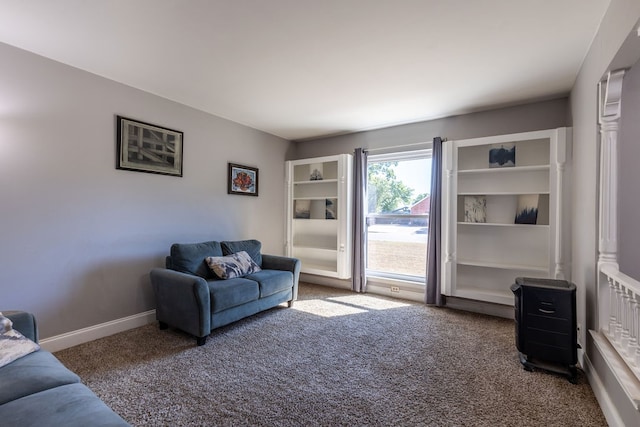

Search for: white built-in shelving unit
xmin=285 ymin=154 xmax=353 ymax=279
xmin=441 ymin=128 xmax=571 ymax=305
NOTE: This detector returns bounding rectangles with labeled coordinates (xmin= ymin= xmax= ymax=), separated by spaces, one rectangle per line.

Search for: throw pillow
xmin=0 ymin=312 xmax=40 ymax=368
xmin=205 ymin=251 xmax=262 ymax=280
xmin=0 ymin=312 xmax=12 ymax=334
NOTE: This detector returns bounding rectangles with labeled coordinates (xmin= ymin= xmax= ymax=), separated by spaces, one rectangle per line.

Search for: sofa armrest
xmin=2 ymin=311 xmax=38 ymax=343
xmin=150 ymin=268 xmax=211 ymax=338
xmin=262 ymin=255 xmax=301 ymax=301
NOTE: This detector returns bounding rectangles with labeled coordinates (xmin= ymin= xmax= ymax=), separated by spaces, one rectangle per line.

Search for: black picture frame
xmin=116 ymin=115 xmax=183 ymax=177
xmin=228 ymin=163 xmax=259 ymax=196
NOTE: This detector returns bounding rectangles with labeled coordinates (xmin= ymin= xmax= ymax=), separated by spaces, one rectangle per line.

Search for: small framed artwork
xmin=515 ymin=194 xmax=539 ymax=224
xmin=464 ymin=195 xmax=487 ymax=223
xmin=116 ymin=116 xmax=183 ymax=176
xmin=325 ymin=198 xmax=337 ymax=219
xmin=228 ymin=163 xmax=259 ymax=196
xmin=489 ymin=143 xmax=516 ymax=168
xmin=294 ymin=200 xmax=311 ymax=218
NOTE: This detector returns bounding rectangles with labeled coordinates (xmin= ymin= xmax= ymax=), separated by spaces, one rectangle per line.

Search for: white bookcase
xmin=441 ymin=128 xmax=571 ymax=305
xmin=285 ymin=154 xmax=353 ymax=279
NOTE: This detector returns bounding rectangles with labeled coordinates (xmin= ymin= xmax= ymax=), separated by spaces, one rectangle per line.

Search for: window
xmin=366 ymin=149 xmax=432 ymax=282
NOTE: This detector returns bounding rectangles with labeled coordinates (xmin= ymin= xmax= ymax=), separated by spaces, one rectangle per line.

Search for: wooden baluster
xmin=629 ymin=292 xmax=638 ymax=358
xmin=615 ymin=280 xmax=624 ymax=341
xmin=609 ymin=277 xmax=618 ymax=337
xmin=621 ymin=286 xmax=631 ymax=353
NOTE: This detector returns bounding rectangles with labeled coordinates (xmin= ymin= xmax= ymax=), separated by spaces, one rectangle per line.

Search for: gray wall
xmin=0 ymin=42 xmax=291 ymax=339
xmin=294 ymin=98 xmax=568 ymax=158
xmin=619 ymin=58 xmax=640 ymax=280
xmin=570 ymin=0 xmax=640 ymax=425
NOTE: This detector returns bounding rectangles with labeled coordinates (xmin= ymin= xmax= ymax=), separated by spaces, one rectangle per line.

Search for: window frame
xmin=365 ymin=148 xmax=432 ymax=284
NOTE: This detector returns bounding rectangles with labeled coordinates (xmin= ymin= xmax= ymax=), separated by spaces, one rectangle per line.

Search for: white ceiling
xmin=0 ymin=0 xmax=610 ymax=141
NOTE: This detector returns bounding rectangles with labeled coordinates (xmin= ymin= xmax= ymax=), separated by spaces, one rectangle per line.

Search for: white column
xmin=598 ymin=69 xmax=624 ymax=267
xmin=553 ymin=128 xmax=567 ymax=279
xmin=598 ymin=69 xmax=625 ymax=333
xmin=440 ymin=141 xmax=455 ymax=296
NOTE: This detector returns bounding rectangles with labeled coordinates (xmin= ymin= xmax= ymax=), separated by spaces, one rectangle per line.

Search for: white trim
xmin=368 ymin=147 xmax=432 ymax=162
xmin=590 ymin=330 xmax=640 ymax=411
xmin=40 ymin=310 xmax=156 ymax=353
xmin=366 ymin=282 xmax=425 ymax=303
xmin=366 ymin=141 xmax=433 ymax=155
xmin=583 ymin=341 xmax=626 ymax=427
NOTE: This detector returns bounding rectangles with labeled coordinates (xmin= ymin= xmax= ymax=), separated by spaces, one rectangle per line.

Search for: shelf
xmin=457 ymin=193 xmax=550 ymax=225
xmin=294 ymin=179 xmax=338 ymax=185
xmin=458 ymin=222 xmax=549 ymax=228
xmin=293 ymin=197 xmax=338 ymax=201
xmin=456 ymin=136 xmax=551 ymax=171
xmin=458 ymin=165 xmax=550 ymax=195
xmin=458 ymin=165 xmax=550 ymax=174
xmin=458 ymin=191 xmax=550 ymax=196
xmin=293 ymin=218 xmax=339 ymax=221
xmin=293 ymin=182 xmax=338 ymax=199
xmin=456 ymin=258 xmax=549 ymax=272
xmin=293 ymin=198 xmax=338 ymax=220
xmin=292 ymin=245 xmax=337 ymax=253
xmin=292 ymin=159 xmax=339 ymax=182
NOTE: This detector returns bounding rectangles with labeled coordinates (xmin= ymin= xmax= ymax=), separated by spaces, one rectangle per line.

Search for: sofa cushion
xmin=205 ymin=251 xmax=261 ymax=280
xmin=0 ymin=382 xmax=130 ymax=427
xmin=170 ymin=241 xmax=223 ymax=278
xmin=221 ymin=240 xmax=262 ymax=267
xmin=245 ymin=270 xmax=294 ymax=298
xmin=0 ymin=350 xmax=80 ymax=405
xmin=208 ymin=278 xmax=260 ymax=313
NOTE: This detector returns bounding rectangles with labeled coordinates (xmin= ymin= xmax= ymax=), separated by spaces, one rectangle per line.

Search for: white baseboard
xmin=444 ymin=296 xmax=514 ymax=319
xmin=40 ymin=310 xmax=156 ymax=353
xmin=583 ymin=340 xmax=625 ymax=427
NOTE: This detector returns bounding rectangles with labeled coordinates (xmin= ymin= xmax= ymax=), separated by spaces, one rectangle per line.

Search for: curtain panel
xmin=426 ymin=137 xmax=443 ymax=305
xmin=352 ymin=148 xmax=368 ymax=292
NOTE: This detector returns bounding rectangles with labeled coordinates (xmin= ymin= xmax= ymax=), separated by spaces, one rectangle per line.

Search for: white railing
xmin=601 ymin=263 xmax=640 ymax=382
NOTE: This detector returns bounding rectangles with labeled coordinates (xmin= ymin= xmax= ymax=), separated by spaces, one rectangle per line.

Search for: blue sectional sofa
xmin=0 ymin=311 xmax=130 ymax=427
xmin=150 ymin=239 xmax=301 ymax=345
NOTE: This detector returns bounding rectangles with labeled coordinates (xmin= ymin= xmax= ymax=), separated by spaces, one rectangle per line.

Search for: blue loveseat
xmin=0 ymin=311 xmax=130 ymax=426
xmin=150 ymin=239 xmax=300 ymax=345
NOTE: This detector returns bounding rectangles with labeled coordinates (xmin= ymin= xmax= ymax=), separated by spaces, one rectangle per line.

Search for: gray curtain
xmin=352 ymin=148 xmax=368 ymax=292
xmin=426 ymin=137 xmax=443 ymax=305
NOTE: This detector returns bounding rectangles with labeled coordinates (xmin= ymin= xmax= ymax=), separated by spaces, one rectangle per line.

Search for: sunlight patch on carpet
xmin=292 ymin=299 xmax=368 ymax=317
xmin=293 ymin=295 xmax=412 ymax=318
xmin=328 ymin=295 xmax=412 ymax=310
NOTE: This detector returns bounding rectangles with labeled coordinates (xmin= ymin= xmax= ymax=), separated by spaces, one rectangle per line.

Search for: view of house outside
xmin=366 ymin=155 xmax=432 ymax=280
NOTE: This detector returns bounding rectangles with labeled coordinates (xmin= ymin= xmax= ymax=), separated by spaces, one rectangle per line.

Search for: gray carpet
xmin=55 ymin=283 xmax=607 ymax=426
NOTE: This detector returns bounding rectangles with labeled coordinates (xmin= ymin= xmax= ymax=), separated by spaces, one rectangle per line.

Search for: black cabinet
xmin=511 ymin=277 xmax=578 ymax=382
